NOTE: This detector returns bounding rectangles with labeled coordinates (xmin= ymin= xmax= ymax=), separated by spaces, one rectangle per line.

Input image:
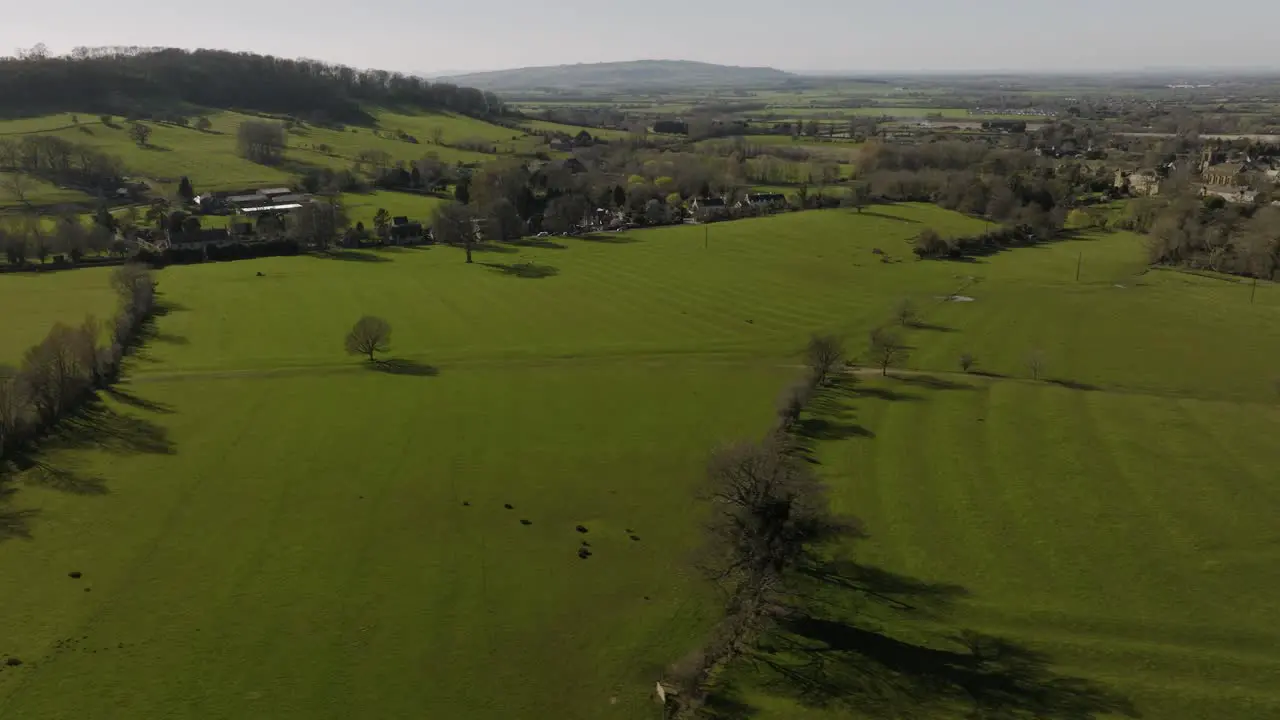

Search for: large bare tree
xmin=344 ymin=316 xmax=392 ymax=362
xmin=805 ymin=334 xmax=843 ymax=386
xmin=868 ymin=326 xmax=908 ymax=377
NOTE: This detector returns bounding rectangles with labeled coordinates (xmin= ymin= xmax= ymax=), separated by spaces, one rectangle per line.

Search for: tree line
xmin=1139 ymin=194 xmax=1280 ymax=279
xmin=0 ymin=48 xmax=503 ymax=125
xmin=0 ymin=134 xmax=127 ymax=201
xmin=661 ymin=335 xmax=858 ymax=717
xmin=0 ymin=265 xmax=156 ymax=462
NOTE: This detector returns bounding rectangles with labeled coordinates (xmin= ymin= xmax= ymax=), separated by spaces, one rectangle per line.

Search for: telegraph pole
xmin=1251 ymin=277 xmax=1258 ymax=305
xmin=1075 ymin=252 xmax=1082 ymax=282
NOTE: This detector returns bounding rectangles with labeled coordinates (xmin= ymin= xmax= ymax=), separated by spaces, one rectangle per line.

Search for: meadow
xmin=0 ymin=266 xmax=119 ymax=364
xmin=1 ymin=204 xmax=1278 ymax=719
xmin=0 ymin=110 xmax=542 ymax=208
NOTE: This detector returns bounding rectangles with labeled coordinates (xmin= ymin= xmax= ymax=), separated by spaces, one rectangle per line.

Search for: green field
xmin=0 ymin=266 xmax=118 ymax=364
xmin=0 ymin=110 xmax=545 ymax=207
xmin=2 ymin=204 xmax=1278 ymax=719
xmin=340 ymin=190 xmax=448 ymax=228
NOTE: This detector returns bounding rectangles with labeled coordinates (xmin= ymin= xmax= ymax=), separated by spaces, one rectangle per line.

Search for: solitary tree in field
xmin=849 ymin=182 xmax=870 ymax=213
xmin=868 ymin=327 xmax=908 ymax=377
xmin=429 ymin=126 xmax=445 ymax=145
xmin=805 ymin=334 xmax=843 ymax=386
xmin=195 ymin=117 xmax=213 ymax=132
xmin=1027 ymin=349 xmax=1046 ymax=380
xmin=345 ymin=316 xmax=392 ymax=362
xmin=128 ymin=122 xmax=151 ymax=147
xmin=894 ymin=298 xmax=919 ymax=327
xmin=959 ymin=352 xmax=976 ymax=373
xmin=177 ymin=176 xmax=195 ymax=202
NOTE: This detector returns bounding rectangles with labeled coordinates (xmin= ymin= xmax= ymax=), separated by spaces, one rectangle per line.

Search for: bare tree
xmin=2 ymin=171 xmax=31 ymax=207
xmin=0 ymin=365 xmax=27 ymax=453
xmin=128 ymin=122 xmax=152 ymax=147
xmin=195 ymin=117 xmax=213 ymax=132
xmin=21 ymin=324 xmax=88 ymax=425
xmin=236 ymin=120 xmax=287 ymax=165
xmin=894 ymin=298 xmax=919 ymax=327
xmin=775 ymin=380 xmax=812 ymax=430
xmin=805 ymin=334 xmax=843 ymax=386
xmin=959 ymin=352 xmax=976 ymax=373
xmin=429 ymin=126 xmax=445 ymax=145
xmin=868 ymin=326 xmax=908 ymax=377
xmin=430 ymin=202 xmax=477 ymax=263
xmin=1027 ymin=349 xmax=1045 ymax=380
xmin=344 ymin=316 xmax=392 ymax=362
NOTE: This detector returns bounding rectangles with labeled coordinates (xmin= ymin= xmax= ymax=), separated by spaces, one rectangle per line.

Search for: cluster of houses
xmin=688 ymin=192 xmax=789 ymax=221
xmin=1115 ymin=147 xmax=1280 ymax=203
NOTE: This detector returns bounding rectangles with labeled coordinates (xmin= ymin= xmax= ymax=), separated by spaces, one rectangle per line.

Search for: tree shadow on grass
xmin=471 ymin=242 xmax=519 ymax=255
xmin=721 ymin=559 xmax=1138 ymax=720
xmin=892 ymin=374 xmax=977 ymax=392
xmin=480 ymin=261 xmax=560 ymax=279
xmin=911 ymin=321 xmax=958 ymax=333
xmin=105 ymin=386 xmax=176 ymax=414
xmin=366 ymin=358 xmax=439 ymax=377
xmin=48 ymin=397 xmax=176 ymax=456
xmin=510 ymin=238 xmax=568 ymax=250
xmin=578 ymin=232 xmax=640 ymax=244
xmin=1045 ymin=378 xmax=1102 ymax=392
xmin=318 ymin=250 xmax=392 ymax=263
xmin=852 ymin=385 xmax=923 ymax=402
xmin=857 ymin=209 xmax=923 ymax=224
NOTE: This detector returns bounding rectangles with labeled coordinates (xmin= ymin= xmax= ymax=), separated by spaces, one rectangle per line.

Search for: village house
xmin=690 ymin=197 xmax=729 ymax=221
xmin=1115 ymin=169 xmax=1161 ymax=197
xmin=741 ymin=192 xmax=788 ymax=211
xmin=1201 ymin=162 xmax=1248 ymax=187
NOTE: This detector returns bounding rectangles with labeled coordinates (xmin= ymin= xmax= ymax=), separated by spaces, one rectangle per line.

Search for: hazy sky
xmin=5 ymin=0 xmax=1278 ymax=75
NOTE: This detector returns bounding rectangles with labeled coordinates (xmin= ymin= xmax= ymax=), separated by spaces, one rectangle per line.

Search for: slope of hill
xmin=441 ymin=60 xmax=796 ymax=90
xmin=0 ymin=49 xmax=502 ymax=124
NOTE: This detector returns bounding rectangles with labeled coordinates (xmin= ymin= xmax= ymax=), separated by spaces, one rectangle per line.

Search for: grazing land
xmin=2 ymin=204 xmax=1278 ymax=719
xmin=0 ymin=266 xmax=118 ymax=363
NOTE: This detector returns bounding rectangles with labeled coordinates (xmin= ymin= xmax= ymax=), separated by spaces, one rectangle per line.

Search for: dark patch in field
xmin=469 ymin=242 xmax=518 ymax=255
xmin=723 ymin=559 xmax=1137 ymax=719
xmin=577 ymin=547 xmax=592 ymax=559
xmin=319 ymin=250 xmax=392 ymax=263
xmin=970 ymin=370 xmax=1009 ymax=379
xmin=520 ymin=519 xmax=532 ymax=525
xmin=367 ymin=359 xmax=439 ymax=377
xmin=910 ymin=322 xmax=957 ymax=333
xmin=4 ymin=658 xmax=21 ymax=667
xmin=578 ymin=232 xmax=639 ymax=244
xmin=893 ymin=375 xmax=976 ymax=392
xmin=504 ymin=503 xmax=513 ymax=510
xmin=1045 ymin=378 xmax=1101 ymax=392
xmin=576 ymin=525 xmax=589 ymax=534
xmin=68 ymin=571 xmax=82 ymax=579
xmin=105 ymin=387 xmax=175 ymax=414
xmin=796 ymin=417 xmax=876 ymax=441
xmin=480 ymin=261 xmax=560 ymax=279
xmin=84 ymin=587 xmax=91 ymax=592
xmin=509 ymin=238 xmax=568 ymax=250
xmin=629 ymin=535 xmax=641 ymax=542
xmin=0 ymin=507 xmax=38 ymax=543
xmin=462 ymin=501 xmax=471 ymax=506
xmin=856 ymin=209 xmax=922 ymax=224
xmin=852 ymin=386 xmax=923 ymax=403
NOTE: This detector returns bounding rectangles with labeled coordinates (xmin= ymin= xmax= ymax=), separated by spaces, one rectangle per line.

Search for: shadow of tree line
xmin=707 ymin=555 xmax=1139 ymax=720
xmin=1 ymin=340 xmax=178 ymax=542
xmin=710 ymin=372 xmax=1138 ymax=719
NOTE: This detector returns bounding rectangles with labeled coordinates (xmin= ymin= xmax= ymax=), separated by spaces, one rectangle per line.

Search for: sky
xmin=4 ymin=0 xmax=1279 ymax=75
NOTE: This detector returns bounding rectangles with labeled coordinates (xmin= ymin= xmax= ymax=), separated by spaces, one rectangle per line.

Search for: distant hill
xmin=440 ymin=60 xmax=796 ymax=91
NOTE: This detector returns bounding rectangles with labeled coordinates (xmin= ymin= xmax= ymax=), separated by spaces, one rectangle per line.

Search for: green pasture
xmin=0 ymin=266 xmax=119 ymax=364
xmin=1 ymin=204 xmax=1278 ymax=719
xmin=340 ymin=190 xmax=447 ymax=228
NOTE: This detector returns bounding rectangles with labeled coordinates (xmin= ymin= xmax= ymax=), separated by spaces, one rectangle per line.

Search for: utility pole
xmin=1075 ymin=252 xmax=1082 ymax=282
xmin=704 ymin=223 xmax=708 ymax=250
xmin=1251 ymin=277 xmax=1258 ymax=305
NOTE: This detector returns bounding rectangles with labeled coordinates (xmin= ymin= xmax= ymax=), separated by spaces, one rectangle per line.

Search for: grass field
xmin=0 ymin=110 xmax=541 ymax=207
xmin=0 ymin=266 xmax=118 ymax=364
xmin=340 ymin=190 xmax=448 ymax=228
xmin=1 ymin=204 xmax=1278 ymax=719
